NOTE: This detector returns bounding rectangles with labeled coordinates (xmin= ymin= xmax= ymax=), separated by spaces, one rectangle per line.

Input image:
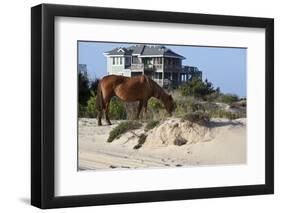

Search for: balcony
xmin=131 ymin=63 xmax=163 ymax=72
xmin=153 ymin=79 xmax=171 ymax=87
xmin=131 ymin=63 xmax=144 ymax=72
xmin=164 ymin=65 xmax=182 ymax=72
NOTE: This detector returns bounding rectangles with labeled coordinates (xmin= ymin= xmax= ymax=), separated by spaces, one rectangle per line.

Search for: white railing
xmin=131 ymin=63 xmax=163 ymax=72
xmin=131 ymin=63 xmax=144 ymax=71
xmin=153 ymin=79 xmax=171 ymax=86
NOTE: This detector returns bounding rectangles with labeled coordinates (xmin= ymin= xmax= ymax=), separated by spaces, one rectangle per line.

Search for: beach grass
xmin=107 ymin=121 xmax=142 ymax=142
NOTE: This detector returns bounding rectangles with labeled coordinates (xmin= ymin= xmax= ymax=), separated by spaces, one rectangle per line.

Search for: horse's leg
xmin=136 ymin=101 xmax=143 ymax=120
xmin=97 ymin=110 xmax=103 ymax=126
xmin=143 ymin=100 xmax=148 ymax=120
xmin=104 ymin=99 xmax=112 ymax=125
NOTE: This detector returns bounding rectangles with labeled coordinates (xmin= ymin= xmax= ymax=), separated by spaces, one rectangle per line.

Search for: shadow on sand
xmin=208 ymin=119 xmax=244 ymax=128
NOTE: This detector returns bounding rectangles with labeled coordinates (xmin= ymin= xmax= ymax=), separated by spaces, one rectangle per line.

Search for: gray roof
xmin=104 ymin=47 xmax=132 ymax=56
xmin=105 ymin=45 xmax=185 ymax=59
xmin=127 ymin=44 xmax=145 ymax=55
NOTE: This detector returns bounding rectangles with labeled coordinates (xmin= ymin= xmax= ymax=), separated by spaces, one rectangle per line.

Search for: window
xmin=113 ymin=57 xmax=115 ymax=65
xmin=154 ymin=72 xmax=162 ymax=79
xmin=120 ymin=57 xmax=122 ymax=65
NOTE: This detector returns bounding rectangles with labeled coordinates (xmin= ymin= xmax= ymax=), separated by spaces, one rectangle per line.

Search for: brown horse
xmin=96 ymin=75 xmax=175 ymax=126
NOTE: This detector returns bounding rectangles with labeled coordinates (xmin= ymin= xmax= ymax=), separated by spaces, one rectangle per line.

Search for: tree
xmin=89 ymin=78 xmax=100 ymax=95
xmin=180 ymin=78 xmax=217 ymax=98
xmin=78 ymin=69 xmax=91 ymax=106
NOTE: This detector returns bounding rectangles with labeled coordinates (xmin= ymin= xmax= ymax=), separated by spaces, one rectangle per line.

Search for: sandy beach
xmin=78 ymin=117 xmax=246 ymax=171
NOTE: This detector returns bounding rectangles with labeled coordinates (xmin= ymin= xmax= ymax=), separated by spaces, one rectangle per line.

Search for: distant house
xmin=104 ymin=44 xmax=202 ymax=88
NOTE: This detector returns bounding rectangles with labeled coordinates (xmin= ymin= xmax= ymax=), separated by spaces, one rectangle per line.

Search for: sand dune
xmin=78 ymin=118 xmax=246 ymax=171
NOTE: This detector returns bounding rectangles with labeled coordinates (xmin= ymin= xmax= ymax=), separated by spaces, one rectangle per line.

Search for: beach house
xmin=104 ymin=44 xmax=202 ymax=88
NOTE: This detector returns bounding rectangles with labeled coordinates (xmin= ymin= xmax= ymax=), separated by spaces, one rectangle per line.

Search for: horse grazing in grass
xmin=96 ymin=75 xmax=175 ymax=126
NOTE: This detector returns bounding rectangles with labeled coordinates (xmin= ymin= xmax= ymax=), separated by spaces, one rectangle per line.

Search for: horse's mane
xmin=146 ymin=77 xmax=168 ymax=100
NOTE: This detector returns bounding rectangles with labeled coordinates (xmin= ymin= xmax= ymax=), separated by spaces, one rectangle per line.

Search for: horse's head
xmin=164 ymin=94 xmax=176 ymax=115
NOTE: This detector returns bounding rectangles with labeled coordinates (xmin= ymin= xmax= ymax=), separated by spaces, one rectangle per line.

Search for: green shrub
xmin=148 ymin=98 xmax=163 ymax=111
xmin=78 ymin=69 xmax=91 ymax=106
xmin=181 ymin=112 xmax=210 ymax=126
xmin=79 ymin=92 xmax=127 ymax=119
xmin=85 ymin=91 xmax=97 ymax=118
xmin=124 ymin=102 xmax=139 ymax=120
xmin=180 ymin=79 xmax=217 ymax=98
xmin=107 ymin=121 xmax=142 ymax=142
xmin=133 ymin=134 xmax=147 ymax=149
xmin=147 ymin=98 xmax=167 ymax=120
xmin=174 ymin=101 xmax=186 ymax=117
xmin=218 ymin=94 xmax=239 ymax=104
xmin=174 ymin=98 xmax=205 ymax=118
xmin=145 ymin=120 xmax=160 ymax=131
xmin=208 ymin=109 xmax=245 ymax=120
xmin=204 ymin=92 xmax=220 ymax=102
xmin=79 ymin=104 xmax=87 ymax=117
xmin=109 ymin=97 xmax=127 ymax=120
xmin=89 ymin=78 xmax=100 ymax=95
xmin=84 ymin=95 xmax=127 ymax=120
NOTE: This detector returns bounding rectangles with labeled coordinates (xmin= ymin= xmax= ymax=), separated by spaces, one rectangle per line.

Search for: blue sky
xmin=78 ymin=41 xmax=246 ymax=97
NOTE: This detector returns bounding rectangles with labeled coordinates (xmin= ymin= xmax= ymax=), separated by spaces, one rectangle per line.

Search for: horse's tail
xmin=96 ymin=81 xmax=104 ymax=112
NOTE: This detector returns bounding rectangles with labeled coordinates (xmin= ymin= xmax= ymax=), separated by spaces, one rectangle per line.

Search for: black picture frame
xmin=31 ymin=3 xmax=274 ymax=209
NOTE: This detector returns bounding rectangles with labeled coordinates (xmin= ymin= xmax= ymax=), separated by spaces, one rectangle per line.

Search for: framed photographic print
xmin=31 ymin=3 xmax=274 ymax=209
